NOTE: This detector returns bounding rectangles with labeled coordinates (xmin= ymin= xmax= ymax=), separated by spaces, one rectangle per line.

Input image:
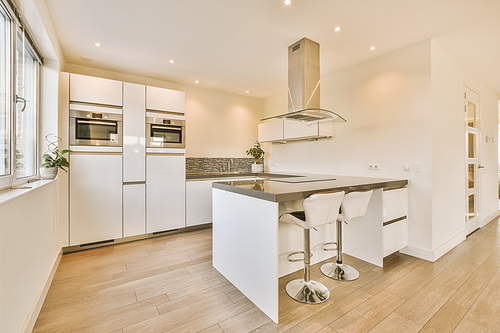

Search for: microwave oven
xmin=146 ymin=117 xmax=185 ymax=148
xmin=70 ymin=110 xmax=123 ymax=147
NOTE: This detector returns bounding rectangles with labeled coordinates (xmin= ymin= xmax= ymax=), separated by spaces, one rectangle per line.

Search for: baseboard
xmin=21 ymin=247 xmax=63 ymax=333
xmin=481 ymin=209 xmax=500 ymax=227
xmin=399 ymin=245 xmax=435 ymax=262
xmin=432 ymin=231 xmax=466 ymax=260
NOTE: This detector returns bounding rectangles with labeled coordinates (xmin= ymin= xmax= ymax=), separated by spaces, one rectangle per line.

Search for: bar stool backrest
xmin=339 ymin=190 xmax=373 ymax=222
xmin=302 ymin=191 xmax=345 ymax=228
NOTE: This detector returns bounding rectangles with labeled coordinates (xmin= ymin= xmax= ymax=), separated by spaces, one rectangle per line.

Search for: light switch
xmin=413 ymin=163 xmax=421 ymax=173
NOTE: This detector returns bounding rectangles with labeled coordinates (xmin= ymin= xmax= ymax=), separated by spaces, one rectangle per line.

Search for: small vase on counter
xmin=252 ymin=163 xmax=264 ymax=173
xmin=40 ymin=166 xmax=58 ymax=180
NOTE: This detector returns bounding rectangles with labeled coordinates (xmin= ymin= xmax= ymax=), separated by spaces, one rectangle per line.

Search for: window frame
xmin=0 ymin=0 xmax=40 ymax=190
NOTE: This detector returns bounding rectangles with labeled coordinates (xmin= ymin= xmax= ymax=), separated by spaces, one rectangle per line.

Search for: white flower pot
xmin=40 ymin=167 xmax=58 ymax=180
xmin=251 ymin=163 xmax=264 ymax=173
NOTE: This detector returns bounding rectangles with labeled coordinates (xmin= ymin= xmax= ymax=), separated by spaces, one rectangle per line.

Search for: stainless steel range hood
xmin=261 ymin=38 xmax=346 ymax=125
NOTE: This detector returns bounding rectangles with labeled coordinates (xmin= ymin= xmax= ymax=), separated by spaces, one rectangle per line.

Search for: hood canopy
xmin=262 ymin=37 xmax=346 ymax=126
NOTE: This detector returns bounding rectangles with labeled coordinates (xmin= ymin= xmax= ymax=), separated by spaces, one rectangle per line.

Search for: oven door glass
xmin=150 ymin=125 xmax=182 ymax=145
xmin=75 ymin=119 xmax=119 ymax=143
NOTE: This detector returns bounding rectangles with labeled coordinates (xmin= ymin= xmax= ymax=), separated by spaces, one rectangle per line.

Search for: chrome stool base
xmin=320 ymin=262 xmax=359 ymax=281
xmin=285 ymin=279 xmax=330 ymax=304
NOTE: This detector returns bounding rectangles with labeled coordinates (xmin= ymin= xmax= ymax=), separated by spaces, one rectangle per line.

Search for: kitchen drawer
xmin=383 ymin=187 xmax=408 ymax=222
xmin=383 ymin=218 xmax=407 ymax=257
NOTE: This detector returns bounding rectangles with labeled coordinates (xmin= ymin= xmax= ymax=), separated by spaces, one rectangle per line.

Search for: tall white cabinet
xmin=67 ymin=73 xmax=187 ymax=246
xmin=70 ymin=154 xmax=123 ymax=245
xmin=123 ymin=83 xmax=146 ymax=237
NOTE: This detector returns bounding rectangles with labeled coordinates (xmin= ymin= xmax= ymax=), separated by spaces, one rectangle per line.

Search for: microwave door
xmin=76 ymin=119 xmax=119 ymax=143
xmin=151 ymin=125 xmax=182 ymax=145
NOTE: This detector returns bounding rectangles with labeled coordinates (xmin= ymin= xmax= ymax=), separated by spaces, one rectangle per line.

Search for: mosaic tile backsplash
xmin=186 ymin=157 xmax=263 ymax=174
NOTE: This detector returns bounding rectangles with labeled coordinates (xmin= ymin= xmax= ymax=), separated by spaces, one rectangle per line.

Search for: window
xmin=15 ymin=31 xmax=38 ymax=179
xmin=0 ymin=1 xmax=41 ymax=189
xmin=0 ymin=5 xmax=10 ymax=179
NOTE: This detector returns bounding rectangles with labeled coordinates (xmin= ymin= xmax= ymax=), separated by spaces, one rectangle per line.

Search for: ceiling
xmin=43 ymin=0 xmax=500 ymax=99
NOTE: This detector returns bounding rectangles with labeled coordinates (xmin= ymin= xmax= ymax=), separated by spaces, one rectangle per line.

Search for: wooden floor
xmin=33 ymin=218 xmax=500 ymax=333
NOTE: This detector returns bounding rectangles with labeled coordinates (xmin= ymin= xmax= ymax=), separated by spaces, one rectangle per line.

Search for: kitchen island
xmin=212 ymin=174 xmax=408 ymax=323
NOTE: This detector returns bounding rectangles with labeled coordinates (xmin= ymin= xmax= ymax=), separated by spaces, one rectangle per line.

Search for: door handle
xmin=478 ymin=165 xmax=485 ymax=169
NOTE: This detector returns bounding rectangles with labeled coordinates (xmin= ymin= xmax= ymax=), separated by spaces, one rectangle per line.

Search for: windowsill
xmin=0 ymin=178 xmax=57 ymax=206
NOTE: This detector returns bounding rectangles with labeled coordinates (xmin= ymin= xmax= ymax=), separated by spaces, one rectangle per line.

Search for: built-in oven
xmin=146 ymin=117 xmax=185 ymax=148
xmin=70 ymin=108 xmax=122 ymax=147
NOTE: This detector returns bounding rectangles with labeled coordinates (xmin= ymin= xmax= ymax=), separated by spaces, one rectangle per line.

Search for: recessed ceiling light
xmin=195 ymin=80 xmax=199 ymax=83
xmin=334 ymin=27 xmax=341 ymax=32
xmin=284 ymin=0 xmax=291 ymax=5
xmin=170 ymin=60 xmax=175 ymax=64
xmin=94 ymin=43 xmax=101 ymax=47
xmin=370 ymin=46 xmax=376 ymax=50
xmin=246 ymin=91 xmax=250 ymax=94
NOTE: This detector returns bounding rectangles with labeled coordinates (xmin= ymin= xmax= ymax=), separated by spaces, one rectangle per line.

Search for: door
xmin=70 ymin=153 xmax=123 ymax=245
xmin=465 ymin=86 xmax=480 ymax=235
xmin=146 ymin=154 xmax=186 ymax=233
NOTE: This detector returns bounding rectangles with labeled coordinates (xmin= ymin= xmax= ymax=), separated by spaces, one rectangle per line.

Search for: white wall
xmin=263 ymin=39 xmax=500 ymax=261
xmin=0 ymin=1 xmax=65 ymax=332
xmin=430 ymin=40 xmax=499 ymax=251
xmin=264 ymin=40 xmax=435 ymax=253
xmin=65 ymin=64 xmax=264 ymax=157
xmin=0 ymin=182 xmax=60 ymax=333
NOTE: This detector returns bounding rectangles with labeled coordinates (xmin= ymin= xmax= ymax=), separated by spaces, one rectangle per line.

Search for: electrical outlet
xmin=270 ymin=162 xmax=278 ymax=167
xmin=369 ymin=164 xmax=380 ymax=170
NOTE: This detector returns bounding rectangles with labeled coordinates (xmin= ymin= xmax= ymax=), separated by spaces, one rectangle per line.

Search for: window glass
xmin=0 ymin=8 xmax=10 ymax=177
xmin=15 ymin=32 xmax=38 ymax=179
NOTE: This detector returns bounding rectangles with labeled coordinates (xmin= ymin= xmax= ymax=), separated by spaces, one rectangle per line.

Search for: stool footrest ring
xmin=322 ymin=242 xmax=338 ymax=251
xmin=287 ymin=251 xmax=313 ymax=262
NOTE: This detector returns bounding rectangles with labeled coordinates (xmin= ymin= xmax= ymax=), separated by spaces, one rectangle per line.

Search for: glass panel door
xmin=465 ymin=86 xmax=480 ymax=235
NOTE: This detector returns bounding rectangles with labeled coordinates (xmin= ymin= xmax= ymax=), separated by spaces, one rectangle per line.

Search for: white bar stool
xmin=279 ymin=191 xmax=345 ymax=304
xmin=320 ymin=190 xmax=373 ymax=281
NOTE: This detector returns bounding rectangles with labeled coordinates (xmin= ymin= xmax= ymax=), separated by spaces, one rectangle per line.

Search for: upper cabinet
xmin=258 ymin=118 xmax=333 ymax=143
xmin=69 ymin=74 xmax=123 ymax=106
xmin=146 ymin=86 xmax=185 ymax=113
xmin=258 ymin=119 xmax=284 ymax=142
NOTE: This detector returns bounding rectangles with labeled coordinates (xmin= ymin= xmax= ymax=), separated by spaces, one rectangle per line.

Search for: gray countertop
xmin=186 ymin=172 xmax=292 ymax=180
xmin=211 ymin=173 xmax=408 ymax=202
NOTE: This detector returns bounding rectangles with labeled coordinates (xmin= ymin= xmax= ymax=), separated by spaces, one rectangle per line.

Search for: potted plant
xmin=40 ymin=134 xmax=72 ymax=180
xmin=246 ymin=140 xmax=265 ymax=173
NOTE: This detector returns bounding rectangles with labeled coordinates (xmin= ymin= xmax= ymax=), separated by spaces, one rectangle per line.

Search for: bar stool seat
xmin=320 ymin=190 xmax=373 ymax=281
xmin=279 ymin=191 xmax=344 ymax=304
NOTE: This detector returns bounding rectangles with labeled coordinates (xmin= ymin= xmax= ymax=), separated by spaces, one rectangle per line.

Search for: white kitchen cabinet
xmin=259 ymin=118 xmax=333 ymax=142
xmin=146 ymin=154 xmax=186 ymax=233
xmin=123 ymin=83 xmax=146 ymax=182
xmin=70 ymin=154 xmax=123 ymax=245
xmin=258 ymin=119 xmax=284 ymax=142
xmin=123 ymin=184 xmax=146 ymax=237
xmin=69 ymin=73 xmax=123 ymax=106
xmin=283 ymin=119 xmax=318 ymax=139
xmin=146 ymin=86 xmax=185 ymax=113
xmin=383 ymin=187 xmax=408 ymax=257
xmin=186 ymin=180 xmax=214 ymax=227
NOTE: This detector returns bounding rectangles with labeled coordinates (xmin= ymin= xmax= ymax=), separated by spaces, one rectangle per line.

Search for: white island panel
xmin=212 ymin=188 xmax=279 ymax=323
